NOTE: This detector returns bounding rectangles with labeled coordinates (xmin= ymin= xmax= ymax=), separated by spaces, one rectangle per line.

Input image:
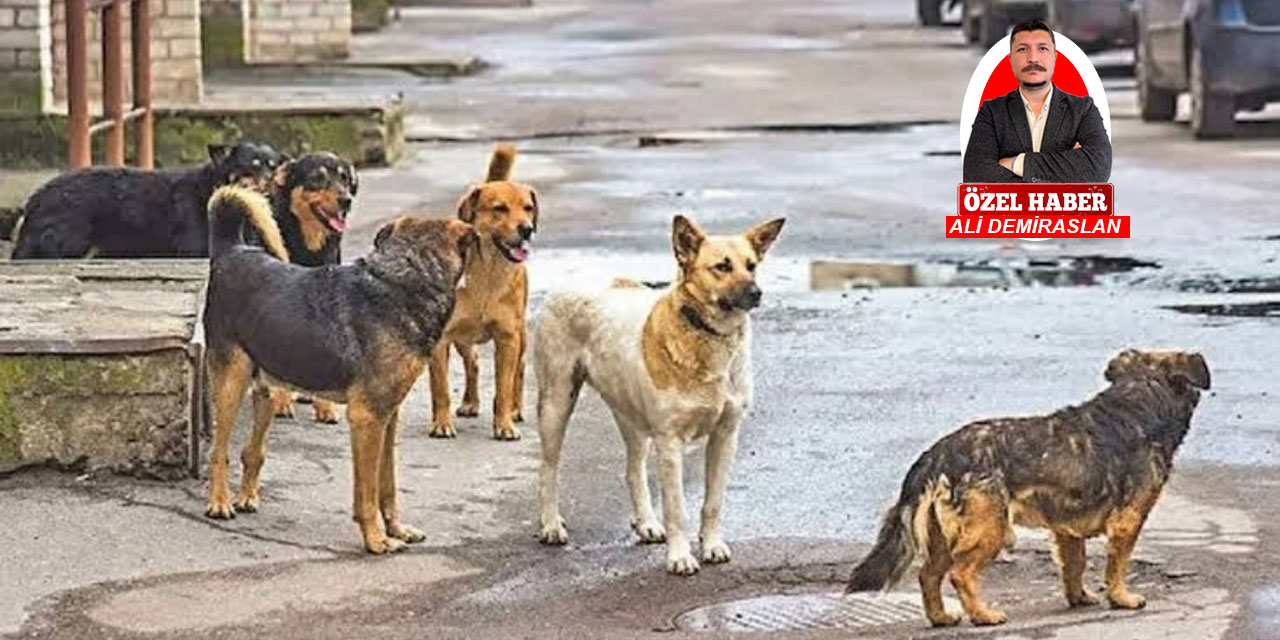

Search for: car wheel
xmin=918 ymin=0 xmax=943 ymax=26
xmin=1189 ymin=37 xmax=1234 ymax=138
xmin=979 ymin=10 xmax=1005 ymax=48
xmin=1136 ymin=21 xmax=1176 ymax=121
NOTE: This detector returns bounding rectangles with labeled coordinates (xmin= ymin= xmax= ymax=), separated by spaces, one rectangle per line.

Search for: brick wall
xmin=0 ymin=0 xmax=52 ymax=112
xmin=245 ymin=0 xmax=349 ymax=63
xmin=49 ymin=0 xmax=203 ymax=108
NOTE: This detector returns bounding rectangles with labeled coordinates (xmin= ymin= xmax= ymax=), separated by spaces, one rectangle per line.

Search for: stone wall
xmin=48 ymin=0 xmax=203 ymax=108
xmin=0 ymin=0 xmax=52 ymax=113
xmin=244 ymin=0 xmax=349 ymax=63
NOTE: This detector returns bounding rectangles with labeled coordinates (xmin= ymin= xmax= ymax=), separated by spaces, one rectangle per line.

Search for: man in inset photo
xmin=963 ymin=20 xmax=1112 ymax=183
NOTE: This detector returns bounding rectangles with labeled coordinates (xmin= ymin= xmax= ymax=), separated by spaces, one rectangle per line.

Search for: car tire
xmin=1189 ymin=37 xmax=1234 ymax=139
xmin=1135 ymin=21 xmax=1176 ymax=122
xmin=979 ymin=10 xmax=1005 ymax=48
xmin=918 ymin=0 xmax=942 ymax=26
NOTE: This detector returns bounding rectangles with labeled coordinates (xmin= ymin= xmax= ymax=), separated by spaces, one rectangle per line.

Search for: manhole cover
xmin=675 ymin=592 xmax=958 ymax=632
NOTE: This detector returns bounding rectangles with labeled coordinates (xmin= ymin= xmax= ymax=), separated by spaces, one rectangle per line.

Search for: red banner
xmin=945 ymin=215 xmax=1129 ymax=238
xmin=958 ymin=183 xmax=1114 ymax=216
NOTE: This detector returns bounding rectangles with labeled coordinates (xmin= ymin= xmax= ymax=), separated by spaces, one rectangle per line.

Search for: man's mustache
xmin=1022 ymin=64 xmax=1047 ymax=73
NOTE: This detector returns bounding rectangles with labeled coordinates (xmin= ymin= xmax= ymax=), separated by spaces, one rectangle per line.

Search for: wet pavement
xmin=4 ymin=0 xmax=1280 ymax=638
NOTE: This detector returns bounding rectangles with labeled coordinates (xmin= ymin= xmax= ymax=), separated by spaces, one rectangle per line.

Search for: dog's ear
xmin=529 ymin=188 xmax=539 ymax=232
xmin=745 ymin=217 xmax=786 ymax=259
xmin=208 ymin=144 xmax=230 ymax=163
xmin=1104 ymin=348 xmax=1143 ymax=383
xmin=374 ymin=217 xmax=403 ymax=249
xmin=1172 ymin=352 xmax=1211 ymax=390
xmin=272 ymin=160 xmax=292 ymax=189
xmin=672 ymin=215 xmax=705 ymax=269
xmin=456 ymin=185 xmax=482 ymax=223
xmin=348 ymin=163 xmax=359 ymax=197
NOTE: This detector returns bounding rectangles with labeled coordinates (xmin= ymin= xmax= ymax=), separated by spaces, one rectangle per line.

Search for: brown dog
xmin=202 ymin=186 xmax=475 ymax=553
xmin=845 ymin=349 xmax=1210 ymax=626
xmin=427 ymin=144 xmax=537 ymax=440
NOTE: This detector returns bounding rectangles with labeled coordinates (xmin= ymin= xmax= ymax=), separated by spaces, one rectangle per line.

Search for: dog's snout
xmin=517 ymin=222 xmax=534 ymax=240
xmin=744 ymin=282 xmax=762 ymax=309
xmin=338 ymin=194 xmax=353 ymax=212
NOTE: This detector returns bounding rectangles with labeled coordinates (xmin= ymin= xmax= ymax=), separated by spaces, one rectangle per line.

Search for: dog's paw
xmin=429 ymin=421 xmax=457 ymax=438
xmin=365 ymin=536 xmax=408 ymax=555
xmin=455 ymin=401 xmax=479 ymax=418
xmin=512 ymin=410 xmax=525 ymax=424
xmin=492 ymin=423 xmax=522 ymax=441
xmin=387 ymin=522 xmax=426 ymax=543
xmin=969 ymin=608 xmax=1008 ymax=626
xmin=232 ymin=492 xmax=260 ymax=514
xmin=666 ymin=552 xmax=701 ymax=576
xmin=632 ymin=519 xmax=666 ymax=544
xmin=538 ymin=517 xmax=569 ymax=545
xmin=701 ymin=539 xmax=732 ymax=564
xmin=271 ymin=390 xmax=295 ymax=418
xmin=205 ymin=498 xmax=236 ymax=520
xmin=1068 ymin=589 xmax=1101 ymax=607
xmin=1107 ymin=591 xmax=1146 ymax=610
xmin=312 ymin=401 xmax=340 ymax=424
xmin=927 ymin=611 xmax=962 ymax=628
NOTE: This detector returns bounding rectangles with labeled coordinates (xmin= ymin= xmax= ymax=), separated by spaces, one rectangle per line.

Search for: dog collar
xmin=680 ymin=304 xmax=724 ymax=338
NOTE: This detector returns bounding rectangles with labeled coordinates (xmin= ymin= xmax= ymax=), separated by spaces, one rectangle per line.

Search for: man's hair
xmin=1010 ymin=20 xmax=1055 ymax=48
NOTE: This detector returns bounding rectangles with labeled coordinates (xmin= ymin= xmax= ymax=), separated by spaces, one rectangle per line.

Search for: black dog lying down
xmin=10 ymin=142 xmax=285 ymax=259
xmin=202 ymin=185 xmax=477 ymax=553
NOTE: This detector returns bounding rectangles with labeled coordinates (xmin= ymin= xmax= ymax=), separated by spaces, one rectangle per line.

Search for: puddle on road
xmin=527 ymin=251 xmax=1159 ymax=293
xmin=811 ymin=255 xmax=1159 ymax=290
xmin=1176 ymin=276 xmax=1280 ymax=294
xmin=1163 ymin=301 xmax=1280 ymax=318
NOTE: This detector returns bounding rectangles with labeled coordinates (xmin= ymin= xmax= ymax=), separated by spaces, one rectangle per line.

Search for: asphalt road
xmin=4 ymin=1 xmax=1280 ymax=638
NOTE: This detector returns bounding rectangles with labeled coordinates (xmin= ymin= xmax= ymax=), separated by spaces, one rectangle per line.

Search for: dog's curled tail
xmin=486 ymin=143 xmax=517 ymax=182
xmin=208 ymin=185 xmax=288 ymax=261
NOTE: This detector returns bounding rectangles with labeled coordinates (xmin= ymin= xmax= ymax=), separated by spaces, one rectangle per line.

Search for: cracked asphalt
xmin=4 ymin=0 xmax=1280 ymax=638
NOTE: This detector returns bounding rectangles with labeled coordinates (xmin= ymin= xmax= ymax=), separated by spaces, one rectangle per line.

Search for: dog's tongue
xmin=327 ymin=217 xmax=348 ymax=233
xmin=509 ymin=242 xmax=530 ymax=263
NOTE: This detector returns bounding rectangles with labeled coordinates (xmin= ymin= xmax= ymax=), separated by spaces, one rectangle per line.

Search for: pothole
xmin=675 ymin=592 xmax=952 ymax=632
xmin=810 ymin=255 xmax=1159 ymax=290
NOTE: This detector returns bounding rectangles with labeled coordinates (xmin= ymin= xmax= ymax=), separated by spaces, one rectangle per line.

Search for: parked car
xmin=1135 ymin=0 xmax=1280 ymax=138
xmin=961 ymin=0 xmax=1133 ymax=50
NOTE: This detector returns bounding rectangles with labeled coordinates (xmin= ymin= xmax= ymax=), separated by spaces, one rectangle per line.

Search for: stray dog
xmin=428 ymin=144 xmax=536 ymax=440
xmin=845 ymin=349 xmax=1211 ymax=627
xmin=257 ymin=152 xmax=359 ymax=424
xmin=534 ymin=214 xmax=785 ymax=575
xmin=202 ymin=186 xmax=476 ymax=554
xmin=10 ymin=142 xmax=285 ymax=259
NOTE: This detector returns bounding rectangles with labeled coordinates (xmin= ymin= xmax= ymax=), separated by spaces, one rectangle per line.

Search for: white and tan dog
xmin=533 ymin=214 xmax=785 ymax=575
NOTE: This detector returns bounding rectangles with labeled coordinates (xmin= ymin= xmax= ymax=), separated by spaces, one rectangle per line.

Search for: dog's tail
xmin=845 ymin=453 xmax=945 ymax=593
xmin=486 ymin=143 xmax=517 ymax=182
xmin=208 ymin=185 xmax=288 ymax=261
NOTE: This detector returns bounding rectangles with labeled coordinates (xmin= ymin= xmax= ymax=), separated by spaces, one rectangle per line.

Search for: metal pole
xmin=102 ymin=0 xmax=125 ymax=166
xmin=131 ymin=0 xmax=153 ymax=169
xmin=67 ymin=0 xmax=90 ymax=168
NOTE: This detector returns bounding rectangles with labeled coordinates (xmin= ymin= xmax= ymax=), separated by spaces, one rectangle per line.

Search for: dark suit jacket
xmin=963 ymin=86 xmax=1112 ymax=183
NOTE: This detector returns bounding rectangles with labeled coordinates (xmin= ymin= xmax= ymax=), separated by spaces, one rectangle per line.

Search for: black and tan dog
xmin=255 ymin=152 xmax=359 ymax=424
xmin=846 ymin=349 xmax=1210 ymax=627
xmin=11 ymin=142 xmax=285 ymax=259
xmin=202 ymin=186 xmax=476 ymax=554
xmin=428 ymin=144 xmax=537 ymax=440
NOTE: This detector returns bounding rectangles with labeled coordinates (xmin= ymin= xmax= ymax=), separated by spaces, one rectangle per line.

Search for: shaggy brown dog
xmin=202 ymin=186 xmax=475 ymax=553
xmin=846 ymin=349 xmax=1210 ymax=627
xmin=427 ymin=144 xmax=537 ymax=440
